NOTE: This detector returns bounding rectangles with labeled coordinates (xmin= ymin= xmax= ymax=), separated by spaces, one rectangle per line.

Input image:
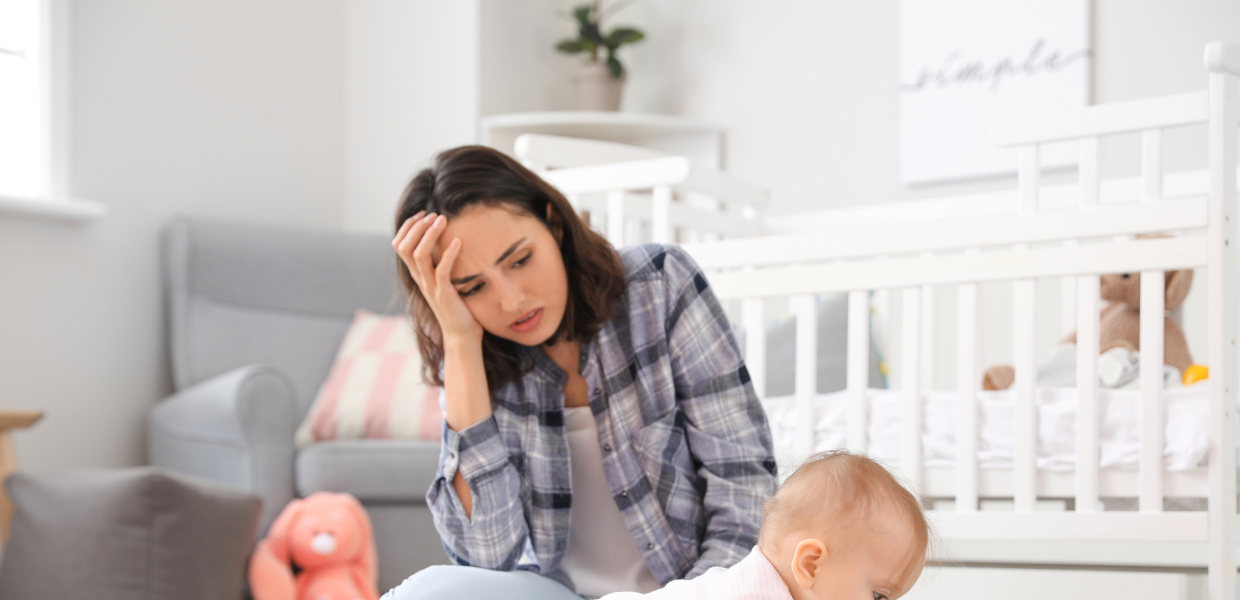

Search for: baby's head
xmin=759 ymin=451 xmax=929 ymax=600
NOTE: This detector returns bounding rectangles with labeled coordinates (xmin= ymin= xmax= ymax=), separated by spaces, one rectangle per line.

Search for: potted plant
xmin=555 ymin=1 xmax=645 ymax=111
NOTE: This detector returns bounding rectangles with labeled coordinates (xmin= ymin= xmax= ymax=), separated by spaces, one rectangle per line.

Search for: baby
xmin=602 ymin=450 xmax=930 ymax=600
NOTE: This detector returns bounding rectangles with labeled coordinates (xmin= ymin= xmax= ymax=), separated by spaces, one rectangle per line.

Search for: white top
xmin=600 ymin=545 xmax=793 ymax=600
xmin=559 ymin=406 xmax=661 ymax=599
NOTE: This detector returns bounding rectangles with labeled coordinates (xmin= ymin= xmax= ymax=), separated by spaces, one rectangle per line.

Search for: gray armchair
xmin=148 ymin=217 xmax=449 ymax=592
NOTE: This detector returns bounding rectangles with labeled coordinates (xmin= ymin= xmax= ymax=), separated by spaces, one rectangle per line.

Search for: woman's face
xmin=432 ymin=203 xmax=569 ymax=347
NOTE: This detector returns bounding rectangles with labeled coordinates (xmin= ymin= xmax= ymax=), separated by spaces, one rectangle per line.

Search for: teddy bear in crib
xmin=982 ymin=264 xmax=1204 ymax=391
xmin=249 ymin=492 xmax=379 ymax=600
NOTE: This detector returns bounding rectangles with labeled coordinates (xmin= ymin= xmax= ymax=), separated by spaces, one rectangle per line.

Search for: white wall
xmin=342 ymin=0 xmax=480 ymax=234
xmin=478 ymin=0 xmax=576 ymax=117
xmin=0 ymin=0 xmax=345 ymax=472
xmin=616 ymin=0 xmax=1240 ymax=215
xmin=621 ymin=0 xmax=1236 ymax=387
xmin=2 ymin=0 xmax=1235 ymax=474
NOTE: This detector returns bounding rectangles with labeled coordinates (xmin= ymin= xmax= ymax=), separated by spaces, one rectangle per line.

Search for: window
xmin=0 ymin=0 xmax=50 ymax=198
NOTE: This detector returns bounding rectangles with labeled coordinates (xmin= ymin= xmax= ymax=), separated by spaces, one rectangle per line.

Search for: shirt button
xmin=593 ymin=389 xmax=602 ymax=397
xmin=602 ymin=444 xmax=611 ymax=452
xmin=620 ymin=491 xmax=628 ymax=497
xmin=646 ymin=543 xmax=654 ymax=550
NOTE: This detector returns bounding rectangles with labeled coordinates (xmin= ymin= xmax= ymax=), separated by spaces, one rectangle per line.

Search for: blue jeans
xmin=382 ymin=565 xmax=584 ymax=600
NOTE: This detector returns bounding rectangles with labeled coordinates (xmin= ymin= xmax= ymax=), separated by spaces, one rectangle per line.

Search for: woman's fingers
xmin=395 ymin=213 xmax=431 ymax=260
xmin=397 ymin=212 xmax=438 ymax=279
xmin=411 ymin=214 xmax=447 ymax=278
xmin=391 ymin=210 xmax=425 ymax=250
xmin=436 ymin=238 xmax=462 ymax=290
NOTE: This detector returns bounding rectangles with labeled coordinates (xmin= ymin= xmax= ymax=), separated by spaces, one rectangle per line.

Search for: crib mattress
xmin=760 ymin=387 xmax=1210 ymax=473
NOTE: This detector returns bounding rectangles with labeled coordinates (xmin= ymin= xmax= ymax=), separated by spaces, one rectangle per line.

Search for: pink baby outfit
xmin=599 ymin=546 xmax=793 ymax=600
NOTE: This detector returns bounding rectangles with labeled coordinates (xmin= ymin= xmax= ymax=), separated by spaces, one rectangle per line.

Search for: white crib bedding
xmin=760 ymin=387 xmax=1210 ymax=473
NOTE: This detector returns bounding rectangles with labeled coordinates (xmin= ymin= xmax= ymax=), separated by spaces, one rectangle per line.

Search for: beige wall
xmin=0 ymin=0 xmax=345 ymax=472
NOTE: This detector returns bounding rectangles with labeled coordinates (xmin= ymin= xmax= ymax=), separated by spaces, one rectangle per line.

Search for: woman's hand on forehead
xmin=393 ymin=211 xmax=483 ymax=343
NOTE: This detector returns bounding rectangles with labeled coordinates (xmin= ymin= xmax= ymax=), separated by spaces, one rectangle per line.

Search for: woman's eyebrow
xmin=450 ymin=237 xmax=528 ymax=285
xmin=494 ymin=237 xmax=528 ymax=265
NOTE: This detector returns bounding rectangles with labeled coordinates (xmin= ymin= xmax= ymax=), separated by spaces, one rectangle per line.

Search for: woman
xmin=385 ymin=146 xmax=776 ymax=600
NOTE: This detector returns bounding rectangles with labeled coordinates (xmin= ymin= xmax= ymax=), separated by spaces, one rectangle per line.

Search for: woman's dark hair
xmin=395 ymin=145 xmax=627 ymax=393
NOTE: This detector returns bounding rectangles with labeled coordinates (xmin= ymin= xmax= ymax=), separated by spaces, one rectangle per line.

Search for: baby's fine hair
xmin=759 ymin=450 xmax=930 ymax=570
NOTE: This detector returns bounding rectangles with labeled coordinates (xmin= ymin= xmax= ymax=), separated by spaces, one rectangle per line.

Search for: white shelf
xmin=0 ymin=194 xmax=107 ymax=223
xmin=479 ymin=111 xmax=727 ymax=168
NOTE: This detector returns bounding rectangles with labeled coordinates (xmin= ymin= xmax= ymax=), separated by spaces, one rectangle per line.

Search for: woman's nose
xmin=494 ymin=276 xmax=525 ymax=313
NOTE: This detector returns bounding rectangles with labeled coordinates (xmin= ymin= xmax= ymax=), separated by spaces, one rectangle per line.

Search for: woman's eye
xmin=512 ymin=253 xmax=531 ymax=268
xmin=459 ymin=284 xmax=483 ymax=297
xmin=873 ymin=593 xmax=888 ymax=600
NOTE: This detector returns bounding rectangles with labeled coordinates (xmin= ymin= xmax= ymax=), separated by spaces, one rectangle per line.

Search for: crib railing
xmin=682 ymin=41 xmax=1238 ymax=599
xmin=991 ymin=89 xmax=1215 ymax=520
xmin=520 ymin=134 xmax=768 ymax=245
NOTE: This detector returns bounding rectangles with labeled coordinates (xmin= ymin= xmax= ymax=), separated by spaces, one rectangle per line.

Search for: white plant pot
xmin=571 ymin=63 xmax=625 ymax=111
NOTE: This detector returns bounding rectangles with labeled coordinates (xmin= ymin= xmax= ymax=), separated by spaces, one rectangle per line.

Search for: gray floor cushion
xmin=0 ymin=467 xmax=261 ymax=600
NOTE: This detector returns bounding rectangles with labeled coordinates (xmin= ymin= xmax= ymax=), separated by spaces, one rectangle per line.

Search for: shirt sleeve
xmin=659 ymin=246 xmax=777 ymax=578
xmin=425 ymin=386 xmax=532 ymax=570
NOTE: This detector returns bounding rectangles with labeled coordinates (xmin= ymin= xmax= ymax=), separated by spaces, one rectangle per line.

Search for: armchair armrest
xmin=148 ymin=365 xmax=296 ymax=535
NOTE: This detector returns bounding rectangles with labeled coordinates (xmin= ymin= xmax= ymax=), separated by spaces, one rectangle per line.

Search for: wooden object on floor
xmin=0 ymin=410 xmax=43 ymax=542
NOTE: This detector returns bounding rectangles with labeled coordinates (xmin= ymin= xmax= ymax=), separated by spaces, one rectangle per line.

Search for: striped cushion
xmin=295 ymin=310 xmax=442 ymax=448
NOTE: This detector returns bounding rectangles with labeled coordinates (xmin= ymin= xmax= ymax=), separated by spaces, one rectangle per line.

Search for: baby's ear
xmin=791 ymin=538 xmax=828 ymax=589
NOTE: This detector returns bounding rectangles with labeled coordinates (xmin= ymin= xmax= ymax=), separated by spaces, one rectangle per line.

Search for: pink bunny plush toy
xmin=249 ymin=492 xmax=379 ymax=600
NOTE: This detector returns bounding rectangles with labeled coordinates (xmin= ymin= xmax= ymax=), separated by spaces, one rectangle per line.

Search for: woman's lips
xmin=510 ymin=308 xmax=543 ymax=333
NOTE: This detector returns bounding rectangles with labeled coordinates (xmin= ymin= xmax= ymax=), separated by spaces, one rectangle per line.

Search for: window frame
xmin=0 ymin=0 xmax=104 ymax=223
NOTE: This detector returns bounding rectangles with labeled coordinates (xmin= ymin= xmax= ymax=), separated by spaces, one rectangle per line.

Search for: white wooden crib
xmin=530 ymin=42 xmax=1240 ymax=599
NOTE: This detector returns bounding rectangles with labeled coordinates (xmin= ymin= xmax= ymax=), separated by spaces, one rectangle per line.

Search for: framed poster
xmin=899 ymin=0 xmax=1091 ymax=185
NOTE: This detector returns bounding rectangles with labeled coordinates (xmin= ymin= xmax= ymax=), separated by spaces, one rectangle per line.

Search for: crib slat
xmin=742 ymin=298 xmax=766 ymax=401
xmin=1061 ymin=273 xmax=1078 ymax=337
xmin=901 ymin=287 xmax=923 ymax=492
xmin=1206 ymin=62 xmax=1238 ymax=600
xmin=1020 ymin=145 xmax=1040 ymax=212
xmin=792 ymin=294 xmax=818 ymax=458
xmin=1076 ymin=274 xmax=1101 ymax=513
xmin=1139 ymin=270 xmax=1166 ymax=513
xmin=607 ymin=190 xmax=626 ymax=246
xmin=920 ymin=285 xmax=936 ymax=391
xmin=847 ymin=291 xmax=870 ymax=451
xmin=1014 ymin=278 xmax=1038 ymax=512
xmin=652 ymin=185 xmax=673 ymax=243
xmin=624 ymin=216 xmax=642 ymax=246
xmin=1142 ymin=130 xmax=1163 ymax=203
xmin=956 ymin=282 xmax=980 ymax=513
xmin=1080 ymin=137 xmax=1100 ymax=208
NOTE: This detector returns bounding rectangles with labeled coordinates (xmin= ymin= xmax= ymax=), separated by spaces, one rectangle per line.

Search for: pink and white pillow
xmin=295 ymin=310 xmax=443 ymax=448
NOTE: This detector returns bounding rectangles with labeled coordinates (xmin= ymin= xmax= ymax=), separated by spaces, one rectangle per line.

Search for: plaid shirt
xmin=427 ymin=244 xmax=777 ymax=588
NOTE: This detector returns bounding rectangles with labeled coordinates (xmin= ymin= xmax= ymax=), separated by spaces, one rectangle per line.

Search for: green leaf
xmin=580 ymin=21 xmax=604 ymax=45
xmin=607 ymin=56 xmax=624 ymax=79
xmin=605 ymin=28 xmax=645 ymax=49
xmin=571 ymin=4 xmax=593 ymax=25
xmin=556 ymin=39 xmax=584 ymax=54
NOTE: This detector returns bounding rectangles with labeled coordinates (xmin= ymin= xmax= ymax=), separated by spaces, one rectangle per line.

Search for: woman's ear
xmin=545 ymin=202 xmax=564 ymax=245
xmin=791 ymin=538 xmax=828 ymax=590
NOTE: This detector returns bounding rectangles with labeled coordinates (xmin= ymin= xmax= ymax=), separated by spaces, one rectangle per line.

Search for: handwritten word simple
xmin=901 ymin=38 xmax=1090 ymax=93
